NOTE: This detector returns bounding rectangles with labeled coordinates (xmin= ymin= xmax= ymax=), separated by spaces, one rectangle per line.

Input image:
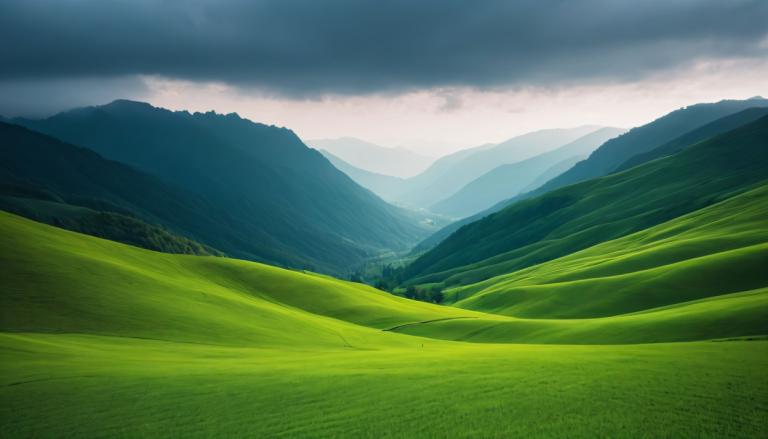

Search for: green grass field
xmin=2 ymin=211 xmax=767 ymax=437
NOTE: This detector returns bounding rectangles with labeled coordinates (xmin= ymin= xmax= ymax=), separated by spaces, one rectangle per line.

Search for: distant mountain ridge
xmin=533 ymin=97 xmax=768 ymax=197
xmin=402 ymin=114 xmax=768 ymax=287
xmin=430 ymin=127 xmax=625 ymax=218
xmin=319 ymin=150 xmax=406 ymax=202
xmin=395 ymin=126 xmax=601 ymax=208
xmin=415 ymin=97 xmax=768 ymax=252
xmin=307 ymin=137 xmax=434 ymax=178
xmin=12 ymin=100 xmax=428 ymax=275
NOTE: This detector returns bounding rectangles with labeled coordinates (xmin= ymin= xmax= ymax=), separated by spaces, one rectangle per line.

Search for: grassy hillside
xmin=1 ymin=212 xmax=767 ymax=437
xmin=13 ymin=100 xmax=427 ymax=275
xmin=0 ymin=195 xmax=219 ymax=256
xmin=402 ymin=114 xmax=768 ymax=287
xmin=0 ymin=211 xmax=474 ymax=348
xmin=446 ymin=184 xmax=768 ymax=318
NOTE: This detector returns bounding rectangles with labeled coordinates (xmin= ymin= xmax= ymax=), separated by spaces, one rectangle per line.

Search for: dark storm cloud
xmin=1 ymin=0 xmax=767 ymax=97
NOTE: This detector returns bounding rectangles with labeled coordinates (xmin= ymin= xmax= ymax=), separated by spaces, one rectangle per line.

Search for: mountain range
xmin=429 ymin=127 xmax=626 ymax=218
xmin=3 ymin=96 xmax=768 ymax=438
xmin=401 ymin=113 xmax=768 ymax=287
xmin=7 ymin=100 xmax=430 ymax=275
xmin=307 ymin=137 xmax=434 ymax=178
xmin=415 ymin=98 xmax=768 ymax=251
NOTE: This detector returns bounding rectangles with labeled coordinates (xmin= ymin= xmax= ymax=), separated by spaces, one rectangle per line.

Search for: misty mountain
xmin=319 ymin=150 xmax=407 ymax=202
xmin=307 ymin=137 xmax=434 ymax=178
xmin=430 ymin=127 xmax=625 ymax=218
xmin=0 ymin=121 xmax=225 ymax=256
xmin=394 ymin=126 xmax=601 ymax=208
xmin=13 ymin=100 xmax=428 ymax=275
xmin=532 ymin=97 xmax=768 ymax=196
xmin=414 ymin=98 xmax=768 ymax=253
xmin=615 ymin=106 xmax=768 ymax=172
xmin=402 ymin=114 xmax=768 ymax=287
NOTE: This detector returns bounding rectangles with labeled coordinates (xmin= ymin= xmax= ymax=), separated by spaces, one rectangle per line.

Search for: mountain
xmin=401 ymin=114 xmax=768 ymax=287
xmin=319 ymin=150 xmax=407 ymax=202
xmin=395 ymin=126 xmax=601 ymax=208
xmin=0 ymin=121 xmax=228 ymax=256
xmin=531 ymin=97 xmax=768 ymax=197
xmin=615 ymin=106 xmax=768 ymax=172
xmin=430 ymin=127 xmax=625 ymax=218
xmin=307 ymin=137 xmax=434 ymax=178
xmin=392 ymin=142 xmax=496 ymax=207
xmin=415 ymin=98 xmax=768 ymax=252
xmin=12 ymin=100 xmax=428 ymax=275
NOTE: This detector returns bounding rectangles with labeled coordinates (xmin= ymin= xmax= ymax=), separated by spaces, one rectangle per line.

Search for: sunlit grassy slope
xmin=1 ymin=212 xmax=767 ymax=437
xmin=447 ymin=183 xmax=768 ymax=318
xmin=404 ymin=114 xmax=768 ymax=287
xmin=0 ymin=211 xmax=477 ymax=349
xmin=392 ymin=184 xmax=768 ymax=344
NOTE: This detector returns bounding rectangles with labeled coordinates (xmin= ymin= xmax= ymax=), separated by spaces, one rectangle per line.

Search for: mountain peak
xmin=104 ymin=99 xmax=155 ymax=110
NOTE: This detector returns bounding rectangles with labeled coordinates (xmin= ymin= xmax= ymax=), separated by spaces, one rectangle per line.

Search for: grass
xmin=3 ymin=334 xmax=767 ymax=438
xmin=403 ymin=115 xmax=768 ymax=287
xmin=445 ymin=183 xmax=768 ymax=319
xmin=1 ymin=211 xmax=767 ymax=437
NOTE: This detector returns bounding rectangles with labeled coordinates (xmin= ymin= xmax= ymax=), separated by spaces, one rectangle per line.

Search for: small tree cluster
xmin=403 ymin=285 xmax=444 ymax=304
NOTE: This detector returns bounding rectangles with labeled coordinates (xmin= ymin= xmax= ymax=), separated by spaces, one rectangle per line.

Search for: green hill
xmin=0 ymin=195 xmax=219 ymax=256
xmin=0 ymin=211 xmax=475 ymax=348
xmin=402 ymin=114 xmax=768 ymax=287
xmin=1 ymin=212 xmax=767 ymax=437
xmin=13 ymin=100 xmax=427 ymax=275
xmin=447 ymin=184 xmax=768 ymax=319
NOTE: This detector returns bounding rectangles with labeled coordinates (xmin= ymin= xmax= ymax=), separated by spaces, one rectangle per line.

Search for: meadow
xmin=2 ymin=211 xmax=767 ymax=437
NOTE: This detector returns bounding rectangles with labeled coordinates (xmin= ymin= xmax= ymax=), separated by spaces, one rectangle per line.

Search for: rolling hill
xmin=430 ymin=127 xmax=625 ymax=218
xmin=1 ymin=211 xmax=767 ymax=437
xmin=445 ymin=183 xmax=768 ymax=318
xmin=11 ymin=100 xmax=428 ymax=275
xmin=402 ymin=114 xmax=768 ymax=287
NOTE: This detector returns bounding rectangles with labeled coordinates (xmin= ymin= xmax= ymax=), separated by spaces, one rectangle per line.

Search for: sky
xmin=1 ymin=0 xmax=767 ymax=156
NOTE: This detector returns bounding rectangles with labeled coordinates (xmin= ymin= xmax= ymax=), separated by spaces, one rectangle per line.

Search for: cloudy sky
xmin=2 ymin=0 xmax=767 ymax=155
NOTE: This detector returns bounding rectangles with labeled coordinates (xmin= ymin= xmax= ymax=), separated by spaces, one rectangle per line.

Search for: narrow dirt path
xmin=382 ymin=316 xmax=478 ymax=332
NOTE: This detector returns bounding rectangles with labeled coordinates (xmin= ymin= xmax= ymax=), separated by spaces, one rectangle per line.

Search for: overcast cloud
xmin=1 ymin=0 xmax=766 ymax=149
xmin=2 ymin=0 xmax=767 ymax=96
